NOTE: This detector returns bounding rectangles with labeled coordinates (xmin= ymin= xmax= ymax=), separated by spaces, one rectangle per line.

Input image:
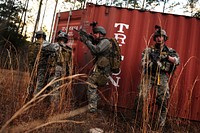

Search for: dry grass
xmin=0 ymin=40 xmax=200 ymax=133
xmin=0 ymin=79 xmax=198 ymax=133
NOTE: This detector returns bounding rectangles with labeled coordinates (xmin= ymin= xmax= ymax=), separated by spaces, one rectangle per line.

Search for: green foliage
xmin=0 ymin=0 xmax=29 ymax=48
xmin=144 ymin=0 xmax=169 ymax=9
xmin=0 ymin=0 xmax=29 ymax=71
xmin=193 ymin=10 xmax=200 ymax=18
xmin=128 ymin=0 xmax=141 ymax=8
xmin=183 ymin=0 xmax=200 ymax=16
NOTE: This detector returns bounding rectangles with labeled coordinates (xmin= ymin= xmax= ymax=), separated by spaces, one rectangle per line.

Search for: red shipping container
xmin=52 ymin=3 xmax=200 ymax=121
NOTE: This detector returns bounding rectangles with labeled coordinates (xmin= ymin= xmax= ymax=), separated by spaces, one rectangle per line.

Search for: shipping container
xmin=52 ymin=3 xmax=200 ymax=121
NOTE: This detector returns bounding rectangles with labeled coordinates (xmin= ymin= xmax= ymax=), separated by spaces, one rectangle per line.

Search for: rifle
xmin=73 ymin=28 xmax=94 ymax=43
xmin=150 ymin=51 xmax=160 ymax=63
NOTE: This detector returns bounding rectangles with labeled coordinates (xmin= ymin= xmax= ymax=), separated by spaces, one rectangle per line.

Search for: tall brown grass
xmin=1 ymin=37 xmax=200 ymax=133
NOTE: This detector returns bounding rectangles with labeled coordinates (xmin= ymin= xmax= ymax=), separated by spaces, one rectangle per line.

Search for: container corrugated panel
xmin=52 ymin=4 xmax=200 ymax=121
xmin=52 ymin=9 xmax=93 ymax=70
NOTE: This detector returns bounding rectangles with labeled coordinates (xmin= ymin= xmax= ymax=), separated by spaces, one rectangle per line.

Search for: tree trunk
xmin=48 ymin=0 xmax=58 ymax=42
xmin=31 ymin=0 xmax=44 ymax=42
xmin=20 ymin=0 xmax=30 ymax=35
xmin=163 ymin=0 xmax=167 ymax=13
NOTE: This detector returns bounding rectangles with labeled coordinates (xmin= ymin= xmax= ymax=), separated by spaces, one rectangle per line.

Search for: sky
xmin=25 ymin=0 xmax=200 ymax=41
xmin=153 ymin=0 xmax=199 ymax=16
xmin=25 ymin=0 xmax=76 ymax=41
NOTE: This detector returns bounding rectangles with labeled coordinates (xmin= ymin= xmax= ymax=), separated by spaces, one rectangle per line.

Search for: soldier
xmin=52 ymin=31 xmax=72 ymax=106
xmin=34 ymin=32 xmax=56 ymax=97
xmin=133 ymin=25 xmax=180 ymax=127
xmin=80 ymin=26 xmax=112 ymax=113
xmin=55 ymin=32 xmax=72 ymax=78
xmin=27 ymin=30 xmax=47 ymax=98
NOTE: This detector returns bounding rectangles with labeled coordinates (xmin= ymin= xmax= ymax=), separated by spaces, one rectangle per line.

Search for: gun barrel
xmin=73 ymin=28 xmax=79 ymax=32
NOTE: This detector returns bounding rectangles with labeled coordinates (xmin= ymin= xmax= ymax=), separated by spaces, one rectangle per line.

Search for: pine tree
xmin=0 ymin=0 xmax=29 ymax=70
xmin=0 ymin=0 xmax=28 ymax=47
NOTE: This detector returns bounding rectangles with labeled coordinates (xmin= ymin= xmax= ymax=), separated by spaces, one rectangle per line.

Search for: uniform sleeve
xmin=42 ymin=42 xmax=57 ymax=52
xmin=169 ymin=48 xmax=180 ymax=65
xmin=85 ymin=39 xmax=111 ymax=55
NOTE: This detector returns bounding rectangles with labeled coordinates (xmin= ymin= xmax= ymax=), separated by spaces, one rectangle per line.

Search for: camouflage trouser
xmin=34 ymin=68 xmax=48 ymax=95
xmin=51 ymin=65 xmax=64 ymax=105
xmin=37 ymin=65 xmax=67 ymax=109
xmin=34 ymin=66 xmax=61 ymax=107
xmin=87 ymin=71 xmax=108 ymax=112
xmin=133 ymin=74 xmax=169 ymax=126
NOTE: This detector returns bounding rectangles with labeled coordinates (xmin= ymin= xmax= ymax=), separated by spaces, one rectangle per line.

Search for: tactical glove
xmin=160 ymin=53 xmax=168 ymax=60
xmin=80 ymin=35 xmax=88 ymax=43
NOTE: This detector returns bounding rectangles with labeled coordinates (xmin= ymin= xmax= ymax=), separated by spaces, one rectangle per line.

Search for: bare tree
xmin=49 ymin=0 xmax=58 ymax=42
xmin=193 ymin=9 xmax=200 ymax=18
xmin=142 ymin=0 xmax=166 ymax=11
xmin=71 ymin=0 xmax=86 ymax=9
xmin=162 ymin=0 xmax=169 ymax=12
xmin=20 ymin=0 xmax=30 ymax=35
xmin=31 ymin=0 xmax=43 ymax=42
xmin=189 ymin=0 xmax=198 ymax=14
xmin=183 ymin=0 xmax=199 ymax=16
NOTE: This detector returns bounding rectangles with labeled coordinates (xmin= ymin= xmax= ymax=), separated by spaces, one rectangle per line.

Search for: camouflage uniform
xmin=133 ymin=44 xmax=180 ymax=127
xmin=28 ymin=40 xmax=41 ymax=72
xmin=52 ymin=42 xmax=72 ymax=103
xmin=34 ymin=42 xmax=57 ymax=96
xmin=133 ymin=26 xmax=180 ymax=127
xmin=54 ymin=43 xmax=72 ymax=81
xmin=84 ymin=38 xmax=111 ymax=112
xmin=28 ymin=31 xmax=46 ymax=98
xmin=44 ymin=31 xmax=71 ymax=106
xmin=79 ymin=26 xmax=112 ymax=112
xmin=28 ymin=40 xmax=42 ymax=95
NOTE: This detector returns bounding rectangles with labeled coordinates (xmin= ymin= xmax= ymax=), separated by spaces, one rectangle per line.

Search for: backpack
xmin=109 ymin=38 xmax=122 ymax=73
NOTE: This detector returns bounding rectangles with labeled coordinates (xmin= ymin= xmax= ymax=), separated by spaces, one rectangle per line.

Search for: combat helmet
xmin=93 ymin=26 xmax=106 ymax=36
xmin=57 ymin=31 xmax=68 ymax=43
xmin=153 ymin=25 xmax=168 ymax=41
xmin=35 ymin=30 xmax=46 ymax=40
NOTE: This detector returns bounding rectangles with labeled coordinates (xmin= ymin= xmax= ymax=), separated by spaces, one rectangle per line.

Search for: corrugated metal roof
xmin=52 ymin=3 xmax=200 ymax=121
